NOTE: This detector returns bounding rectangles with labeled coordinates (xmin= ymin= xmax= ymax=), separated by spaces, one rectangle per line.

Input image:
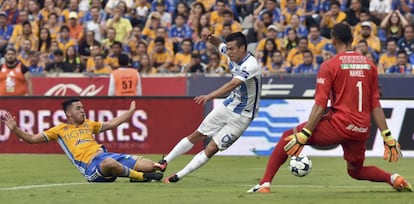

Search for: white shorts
xmin=197 ymin=103 xmax=252 ymax=151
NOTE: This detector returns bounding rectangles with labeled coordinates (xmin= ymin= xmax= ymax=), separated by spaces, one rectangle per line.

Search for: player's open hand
xmin=1 ymin=111 xmax=17 ymax=131
xmin=382 ymin=129 xmax=402 ymax=162
xmin=194 ymin=95 xmax=211 ymax=105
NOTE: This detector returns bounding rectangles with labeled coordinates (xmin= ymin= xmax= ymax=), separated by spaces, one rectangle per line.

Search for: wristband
xmin=381 ymin=129 xmax=391 ymax=137
xmin=301 ymin=128 xmax=312 ymax=137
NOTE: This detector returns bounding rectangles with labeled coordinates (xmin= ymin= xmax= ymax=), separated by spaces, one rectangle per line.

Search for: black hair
xmin=154 ymin=37 xmax=165 ymax=44
xmin=331 ymin=23 xmax=353 ymax=45
xmin=330 ymin=0 xmax=340 ymax=8
xmin=397 ymin=50 xmax=407 ymax=56
xmin=118 ymin=53 xmax=129 ymax=66
xmin=62 ymin=98 xmax=80 ymax=113
xmin=225 ymin=32 xmax=247 ymax=51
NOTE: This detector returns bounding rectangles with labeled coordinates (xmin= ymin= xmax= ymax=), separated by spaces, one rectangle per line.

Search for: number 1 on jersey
xmin=356 ymin=81 xmax=362 ymax=112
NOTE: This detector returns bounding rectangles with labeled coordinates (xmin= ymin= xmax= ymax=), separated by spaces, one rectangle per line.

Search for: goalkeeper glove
xmin=284 ymin=128 xmax=311 ymax=156
xmin=382 ymin=129 xmax=402 ymax=162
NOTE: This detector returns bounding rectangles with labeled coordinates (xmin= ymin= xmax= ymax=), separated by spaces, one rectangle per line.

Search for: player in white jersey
xmin=158 ymin=32 xmax=262 ymax=183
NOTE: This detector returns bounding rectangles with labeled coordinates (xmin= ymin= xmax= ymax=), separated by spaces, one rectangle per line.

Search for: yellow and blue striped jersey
xmin=42 ymin=119 xmax=103 ymax=175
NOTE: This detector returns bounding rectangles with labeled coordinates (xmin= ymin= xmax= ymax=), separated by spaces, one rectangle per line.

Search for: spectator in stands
xmin=43 ymin=13 xmax=61 ymax=40
xmin=39 ymin=0 xmax=62 ymax=27
xmin=131 ymin=41 xmax=148 ymax=69
xmin=38 ymin=28 xmax=52 ymax=54
xmin=205 ymin=51 xmax=227 ymax=75
xmin=256 ymin=25 xmax=282 ymax=59
xmin=308 ymin=25 xmax=329 ymax=63
xmin=173 ymin=2 xmax=190 ymax=24
xmin=85 ymin=6 xmax=105 ymax=42
xmin=252 ymin=10 xmax=276 ymax=44
xmin=0 ymin=47 xmax=32 ymax=96
xmin=282 ymin=28 xmax=298 ymax=56
xmin=56 ymin=25 xmax=77 ymax=54
xmin=107 ymin=6 xmax=132 ymax=43
xmin=194 ymin=26 xmax=210 ymax=64
xmin=320 ymin=43 xmax=335 ymax=63
xmin=102 ymin=27 xmax=117 ymax=52
xmin=108 ymin=53 xmax=142 ymax=96
xmin=386 ymin=50 xmax=412 ymax=74
xmin=260 ymin=38 xmax=278 ymax=69
xmin=281 ymin=0 xmax=305 ymax=26
xmin=254 ymin=0 xmax=282 ymax=24
xmin=286 ymin=36 xmax=309 ymax=68
xmin=150 ymin=37 xmax=174 ymax=73
xmin=353 ymin=10 xmax=378 ymax=37
xmin=5 ymin=0 xmax=21 ymax=25
xmin=154 ymin=0 xmax=172 ymax=28
xmin=86 ymin=43 xmax=103 ymax=72
xmin=355 ymin=39 xmax=379 ymax=64
xmin=148 ymin=27 xmax=174 ymax=54
xmin=67 ymin=12 xmax=84 ymax=42
xmin=381 ymin=11 xmax=410 ymax=42
xmin=0 ymin=12 xmax=14 ymax=57
xmin=344 ymin=0 xmax=364 ymax=27
xmin=90 ymin=54 xmax=112 ymax=74
xmin=235 ymin=0 xmax=255 ymax=19
xmin=105 ymin=41 xmax=123 ymax=70
xmin=173 ymin=39 xmax=193 ymax=73
xmin=219 ymin=23 xmax=233 ymax=42
xmin=65 ymin=46 xmax=84 ymax=73
xmin=170 ymin=14 xmax=193 ymax=53
xmin=320 ymin=0 xmax=346 ymax=38
xmin=10 ymin=10 xmax=39 ymax=46
xmin=378 ymin=39 xmax=398 ymax=74
xmin=28 ymin=0 xmax=41 ymax=23
xmin=138 ymin=53 xmax=157 ymax=74
xmin=189 ymin=2 xmax=207 ymax=39
xmin=45 ymin=49 xmax=73 ymax=73
xmin=135 ymin=0 xmax=151 ymax=27
xmin=263 ymin=50 xmax=289 ymax=75
xmin=62 ymin=0 xmax=84 ymax=24
xmin=393 ymin=0 xmax=414 ymax=22
xmin=126 ymin=26 xmax=143 ymax=57
xmin=210 ymin=0 xmax=228 ymax=28
xmin=397 ymin=25 xmax=414 ymax=56
xmin=214 ymin=10 xmax=242 ymax=36
xmin=370 ymin=0 xmax=392 ymax=24
xmin=83 ymin=0 xmax=107 ymax=23
xmin=352 ymin=21 xmax=381 ymax=53
xmin=17 ymin=39 xmax=32 ymax=67
xmin=284 ymin=14 xmax=308 ymax=38
xmin=78 ymin=30 xmax=100 ymax=64
xmin=293 ymin=50 xmax=318 ymax=74
xmin=12 ymin=21 xmax=39 ymax=52
xmin=183 ymin=53 xmax=205 ymax=73
xmin=142 ymin=12 xmax=162 ymax=42
xmin=105 ymin=0 xmax=134 ymax=16
xmin=27 ymin=51 xmax=43 ymax=74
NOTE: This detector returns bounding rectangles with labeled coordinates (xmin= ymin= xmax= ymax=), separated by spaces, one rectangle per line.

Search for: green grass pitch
xmin=0 ymin=154 xmax=413 ymax=204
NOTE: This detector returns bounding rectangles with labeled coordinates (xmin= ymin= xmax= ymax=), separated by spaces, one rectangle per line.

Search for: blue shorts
xmin=85 ymin=152 xmax=140 ymax=182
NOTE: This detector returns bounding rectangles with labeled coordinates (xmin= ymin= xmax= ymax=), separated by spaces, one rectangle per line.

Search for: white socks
xmin=391 ymin=174 xmax=399 ymax=185
xmin=176 ymin=150 xmax=210 ymax=179
xmin=164 ymin=137 xmax=194 ymax=163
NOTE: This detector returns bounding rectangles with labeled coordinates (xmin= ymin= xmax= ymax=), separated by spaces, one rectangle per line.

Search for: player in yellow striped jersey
xmin=1 ymin=98 xmax=164 ymax=182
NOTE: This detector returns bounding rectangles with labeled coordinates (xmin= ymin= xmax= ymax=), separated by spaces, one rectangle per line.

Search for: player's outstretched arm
xmin=101 ymin=101 xmax=136 ymax=131
xmin=194 ymin=78 xmax=243 ymax=105
xmin=1 ymin=111 xmax=46 ymax=144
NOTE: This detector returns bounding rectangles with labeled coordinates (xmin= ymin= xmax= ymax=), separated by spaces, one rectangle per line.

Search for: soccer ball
xmin=288 ymin=154 xmax=312 ymax=177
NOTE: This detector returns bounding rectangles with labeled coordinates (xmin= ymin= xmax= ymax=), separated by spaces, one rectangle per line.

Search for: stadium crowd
xmin=0 ymin=0 xmax=414 ymax=75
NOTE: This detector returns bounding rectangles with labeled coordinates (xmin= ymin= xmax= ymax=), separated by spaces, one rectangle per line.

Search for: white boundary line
xmin=0 ymin=182 xmax=88 ymax=191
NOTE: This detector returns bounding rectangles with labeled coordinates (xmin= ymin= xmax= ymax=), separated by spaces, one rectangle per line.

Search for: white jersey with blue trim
xmin=219 ymin=43 xmax=262 ymax=119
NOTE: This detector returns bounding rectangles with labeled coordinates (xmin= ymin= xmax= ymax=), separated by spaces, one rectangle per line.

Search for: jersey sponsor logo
xmin=340 ymin=64 xmax=370 ymax=70
xmin=339 ymin=56 xmax=367 ymax=64
xmin=75 ymin=139 xmax=95 ymax=146
xmin=345 ymin=124 xmax=368 ymax=133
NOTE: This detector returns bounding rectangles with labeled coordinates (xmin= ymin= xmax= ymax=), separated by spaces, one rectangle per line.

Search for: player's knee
xmin=100 ymin=158 xmax=119 ymax=170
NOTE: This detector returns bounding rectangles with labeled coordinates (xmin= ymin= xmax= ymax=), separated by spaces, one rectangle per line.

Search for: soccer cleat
xmin=163 ymin=174 xmax=180 ymax=183
xmin=143 ymin=172 xmax=164 ymax=182
xmin=246 ymin=182 xmax=270 ymax=193
xmin=392 ymin=174 xmax=413 ymax=192
xmin=155 ymin=159 xmax=168 ymax=172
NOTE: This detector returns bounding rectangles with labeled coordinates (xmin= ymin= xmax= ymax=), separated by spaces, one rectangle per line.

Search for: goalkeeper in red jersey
xmin=248 ymin=23 xmax=412 ymax=193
